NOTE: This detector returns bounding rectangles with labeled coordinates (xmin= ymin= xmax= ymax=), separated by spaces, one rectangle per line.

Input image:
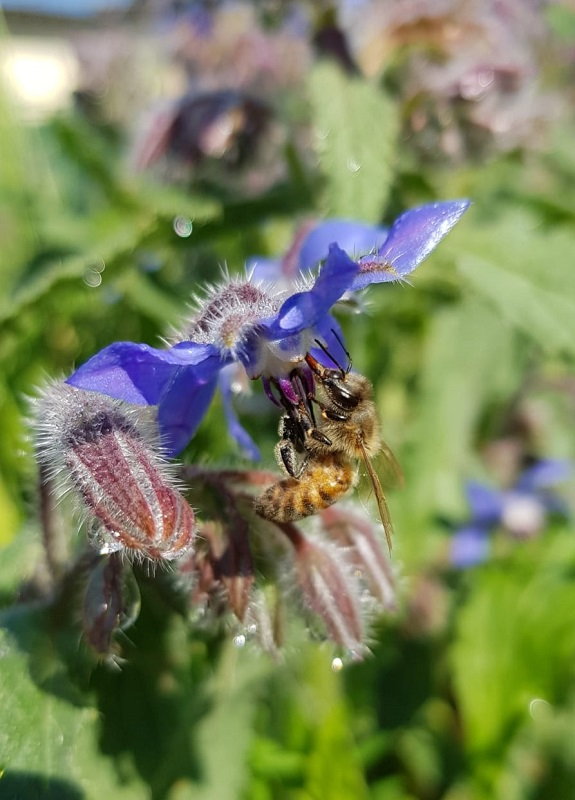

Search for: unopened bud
xmin=288 ymin=526 xmax=366 ymax=656
xmin=83 ymin=553 xmax=140 ymax=657
xmin=33 ymin=382 xmax=196 ymax=561
xmin=321 ymin=506 xmax=397 ymax=611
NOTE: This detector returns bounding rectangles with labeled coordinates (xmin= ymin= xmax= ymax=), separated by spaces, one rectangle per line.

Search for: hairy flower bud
xmin=33 ymin=382 xmax=196 ymax=561
xmin=321 ymin=505 xmax=397 ymax=611
xmin=83 ymin=553 xmax=140 ymax=657
xmin=285 ymin=524 xmax=366 ymax=656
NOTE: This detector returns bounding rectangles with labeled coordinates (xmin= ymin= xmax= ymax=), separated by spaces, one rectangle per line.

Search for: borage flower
xmin=67 ymin=200 xmax=469 ymax=457
xmin=451 ymin=459 xmax=572 ymax=568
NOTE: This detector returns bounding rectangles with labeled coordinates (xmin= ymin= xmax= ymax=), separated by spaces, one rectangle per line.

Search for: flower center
xmin=502 ymin=493 xmax=545 ymax=538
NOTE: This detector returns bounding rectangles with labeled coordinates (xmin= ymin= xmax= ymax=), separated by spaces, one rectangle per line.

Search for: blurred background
xmin=1 ymin=1 xmax=575 ymax=798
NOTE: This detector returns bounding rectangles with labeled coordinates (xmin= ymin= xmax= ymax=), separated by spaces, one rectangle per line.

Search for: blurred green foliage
xmin=1 ymin=4 xmax=575 ymax=799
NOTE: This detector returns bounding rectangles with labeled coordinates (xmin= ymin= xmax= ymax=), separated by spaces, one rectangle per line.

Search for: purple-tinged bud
xmin=282 ymin=523 xmax=366 ymax=656
xmin=33 ymin=382 xmax=196 ymax=561
xmin=83 ymin=553 xmax=140 ymax=657
xmin=215 ymin=520 xmax=254 ymax=623
xmin=321 ymin=506 xmax=397 ymax=612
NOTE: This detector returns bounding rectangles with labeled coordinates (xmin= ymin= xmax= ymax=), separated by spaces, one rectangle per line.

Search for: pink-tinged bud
xmin=216 ymin=522 xmax=254 ymax=622
xmin=284 ymin=524 xmax=366 ymax=656
xmin=33 ymin=382 xmax=196 ymax=561
xmin=321 ymin=506 xmax=397 ymax=612
xmin=83 ymin=553 xmax=140 ymax=657
xmin=195 ymin=521 xmax=254 ymax=622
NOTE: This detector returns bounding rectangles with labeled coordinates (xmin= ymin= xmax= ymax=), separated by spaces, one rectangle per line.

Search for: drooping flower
xmin=67 ymin=200 xmax=470 ymax=457
xmin=34 ymin=382 xmax=196 ymax=561
xmin=451 ymin=459 xmax=572 ymax=568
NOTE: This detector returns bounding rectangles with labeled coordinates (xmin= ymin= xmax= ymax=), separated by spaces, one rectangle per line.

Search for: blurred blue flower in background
xmin=451 ymin=459 xmax=572 ymax=568
xmin=67 ymin=200 xmax=469 ymax=456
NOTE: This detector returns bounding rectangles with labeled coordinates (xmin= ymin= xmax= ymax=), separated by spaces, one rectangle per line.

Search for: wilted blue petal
xmin=219 ymin=368 xmax=261 ymax=461
xmin=466 ymin=481 xmax=505 ymax=525
xmin=451 ymin=525 xmax=490 ymax=568
xmin=67 ymin=342 xmax=220 ymax=405
xmin=261 ymin=244 xmax=359 ymax=338
xmin=516 ymin=459 xmax=572 ymax=491
xmin=298 ymin=219 xmax=388 ymax=271
xmin=352 ymin=200 xmax=470 ymax=289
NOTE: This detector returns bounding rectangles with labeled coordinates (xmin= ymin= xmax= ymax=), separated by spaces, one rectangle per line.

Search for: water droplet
xmin=347 ymin=158 xmax=361 ymax=173
xmin=331 ymin=657 xmax=344 ymax=672
xmin=529 ymin=697 xmax=551 ymax=719
xmin=247 ymin=623 xmax=257 ymax=635
xmin=233 ymin=634 xmax=246 ymax=648
xmin=83 ymin=269 xmax=103 ymax=288
xmin=173 ymin=216 xmax=193 ymax=238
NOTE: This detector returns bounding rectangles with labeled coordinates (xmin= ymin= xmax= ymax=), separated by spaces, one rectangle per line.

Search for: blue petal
xmin=219 ymin=368 xmax=261 ymax=461
xmin=465 ymin=481 xmax=505 ymax=525
xmin=298 ymin=219 xmax=388 ymax=271
xmin=353 ymin=200 xmax=470 ymax=289
xmin=451 ymin=525 xmax=490 ymax=568
xmin=309 ymin=315 xmax=350 ymax=370
xmin=67 ymin=340 xmax=228 ymax=457
xmin=67 ymin=341 xmax=220 ymax=404
xmin=261 ymin=244 xmax=359 ymax=338
xmin=157 ymin=362 xmax=221 ymax=456
xmin=516 ymin=459 xmax=573 ymax=491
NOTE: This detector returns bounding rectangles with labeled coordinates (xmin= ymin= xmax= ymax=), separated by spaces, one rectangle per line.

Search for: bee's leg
xmin=309 ymin=395 xmax=348 ymax=423
xmin=276 ymin=438 xmax=309 ymax=479
xmin=309 ymin=428 xmax=332 ymax=446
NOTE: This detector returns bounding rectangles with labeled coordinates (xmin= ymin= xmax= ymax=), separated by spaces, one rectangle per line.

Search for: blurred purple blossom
xmin=338 ymin=0 xmax=560 ymax=160
xmin=451 ymin=459 xmax=572 ymax=568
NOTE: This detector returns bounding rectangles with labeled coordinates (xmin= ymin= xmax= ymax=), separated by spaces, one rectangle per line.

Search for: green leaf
xmin=0 ymin=209 xmax=158 ymax=322
xmin=453 ymin=210 xmax=575 ymax=358
xmin=451 ymin=530 xmax=575 ymax=758
xmin=0 ymin=610 xmax=147 ymax=799
xmin=398 ymin=297 xmax=519 ymax=553
xmin=309 ymin=62 xmax=398 ymax=222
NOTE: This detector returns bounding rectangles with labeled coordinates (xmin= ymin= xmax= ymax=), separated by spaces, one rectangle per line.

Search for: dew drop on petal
xmin=173 ymin=216 xmax=194 ymax=238
xmin=233 ymin=634 xmax=246 ymax=648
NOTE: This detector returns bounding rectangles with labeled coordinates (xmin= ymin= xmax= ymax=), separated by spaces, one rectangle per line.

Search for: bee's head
xmin=305 ymin=353 xmax=372 ymax=412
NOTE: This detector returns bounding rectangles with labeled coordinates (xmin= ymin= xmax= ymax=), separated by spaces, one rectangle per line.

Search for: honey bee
xmin=255 ymin=343 xmax=400 ymax=553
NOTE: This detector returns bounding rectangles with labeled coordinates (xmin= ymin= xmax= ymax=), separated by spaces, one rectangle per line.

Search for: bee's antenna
xmin=330 ymin=328 xmax=352 ymax=373
xmin=313 ymin=338 xmax=346 ymax=378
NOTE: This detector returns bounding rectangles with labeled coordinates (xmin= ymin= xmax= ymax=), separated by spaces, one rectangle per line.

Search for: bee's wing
xmin=378 ymin=439 xmax=404 ymax=488
xmin=358 ymin=439 xmax=394 ymax=554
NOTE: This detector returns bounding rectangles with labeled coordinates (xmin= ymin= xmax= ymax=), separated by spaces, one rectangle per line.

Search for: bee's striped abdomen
xmin=255 ymin=456 xmax=355 ymax=523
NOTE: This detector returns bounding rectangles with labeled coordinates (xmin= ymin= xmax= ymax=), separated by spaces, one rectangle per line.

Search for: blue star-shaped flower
xmin=451 ymin=459 xmax=572 ymax=568
xmin=67 ymin=200 xmax=469 ymax=457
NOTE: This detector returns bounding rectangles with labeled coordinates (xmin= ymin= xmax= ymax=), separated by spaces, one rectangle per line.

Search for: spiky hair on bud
xmin=281 ymin=522 xmax=369 ymax=658
xmin=32 ymin=381 xmax=196 ymax=562
xmin=173 ymin=275 xmax=288 ymax=359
